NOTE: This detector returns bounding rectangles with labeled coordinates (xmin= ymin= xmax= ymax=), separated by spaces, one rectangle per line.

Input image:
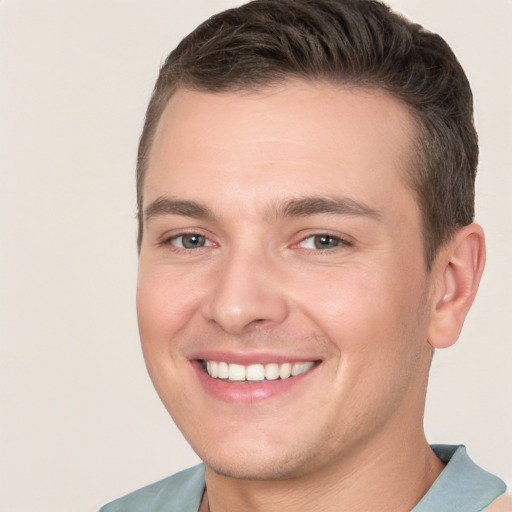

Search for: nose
xmin=201 ymin=248 xmax=289 ymax=335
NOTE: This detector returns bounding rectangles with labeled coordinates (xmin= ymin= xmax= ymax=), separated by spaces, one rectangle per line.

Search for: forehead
xmin=144 ymin=81 xmax=418 ymax=214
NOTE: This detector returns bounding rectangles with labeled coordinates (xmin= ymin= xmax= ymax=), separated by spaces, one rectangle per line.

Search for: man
xmin=100 ymin=0 xmax=508 ymax=510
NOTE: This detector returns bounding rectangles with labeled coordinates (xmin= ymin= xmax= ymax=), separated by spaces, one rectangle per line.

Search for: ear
xmin=427 ymin=223 xmax=486 ymax=349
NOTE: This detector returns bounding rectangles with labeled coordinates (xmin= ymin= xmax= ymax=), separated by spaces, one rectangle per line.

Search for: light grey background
xmin=1 ymin=1 xmax=510 ymax=511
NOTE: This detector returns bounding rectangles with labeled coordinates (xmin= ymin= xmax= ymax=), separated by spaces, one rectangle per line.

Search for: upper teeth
xmin=205 ymin=361 xmax=315 ymax=381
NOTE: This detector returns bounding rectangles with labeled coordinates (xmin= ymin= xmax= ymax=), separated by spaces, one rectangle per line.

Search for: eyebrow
xmin=266 ymin=196 xmax=381 ymax=221
xmin=144 ymin=197 xmax=214 ymax=222
xmin=143 ymin=195 xmax=381 ymax=223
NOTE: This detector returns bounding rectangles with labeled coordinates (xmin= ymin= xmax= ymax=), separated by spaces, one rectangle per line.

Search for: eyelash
xmin=159 ymin=232 xmax=215 ymax=250
xmin=296 ymin=233 xmax=352 ymax=251
xmin=158 ymin=231 xmax=352 ymax=253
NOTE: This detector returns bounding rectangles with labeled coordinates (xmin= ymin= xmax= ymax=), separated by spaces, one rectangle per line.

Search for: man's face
xmin=137 ymin=82 xmax=436 ymax=480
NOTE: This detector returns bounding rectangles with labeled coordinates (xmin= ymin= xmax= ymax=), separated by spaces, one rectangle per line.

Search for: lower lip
xmin=192 ymin=361 xmax=318 ymax=404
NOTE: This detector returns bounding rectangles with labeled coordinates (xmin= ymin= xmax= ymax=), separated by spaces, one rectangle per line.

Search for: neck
xmin=203 ymin=428 xmax=444 ymax=512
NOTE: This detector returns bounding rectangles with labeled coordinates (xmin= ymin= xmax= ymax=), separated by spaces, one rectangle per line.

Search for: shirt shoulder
xmin=412 ymin=445 xmax=507 ymax=512
xmin=98 ymin=464 xmax=206 ymax=512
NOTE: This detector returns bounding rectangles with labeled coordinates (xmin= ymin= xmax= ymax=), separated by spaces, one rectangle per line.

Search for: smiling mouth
xmin=201 ymin=360 xmax=319 ymax=382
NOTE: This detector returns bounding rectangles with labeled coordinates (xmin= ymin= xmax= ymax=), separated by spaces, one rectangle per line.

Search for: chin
xmin=202 ymin=452 xmax=305 ymax=481
xmin=193 ymin=430 xmax=326 ymax=482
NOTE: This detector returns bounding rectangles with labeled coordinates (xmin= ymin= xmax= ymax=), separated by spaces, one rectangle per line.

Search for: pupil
xmin=183 ymin=234 xmax=204 ymax=248
xmin=315 ymin=235 xmax=337 ymax=249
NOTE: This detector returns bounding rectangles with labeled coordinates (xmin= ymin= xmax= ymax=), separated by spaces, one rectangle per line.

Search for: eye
xmin=298 ymin=234 xmax=347 ymax=250
xmin=170 ymin=233 xmax=214 ymax=249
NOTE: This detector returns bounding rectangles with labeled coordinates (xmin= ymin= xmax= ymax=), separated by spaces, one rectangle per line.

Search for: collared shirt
xmin=99 ymin=445 xmax=506 ymax=512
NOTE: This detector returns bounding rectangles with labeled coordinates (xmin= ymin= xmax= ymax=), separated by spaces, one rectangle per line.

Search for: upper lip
xmin=188 ymin=350 xmax=321 ymax=366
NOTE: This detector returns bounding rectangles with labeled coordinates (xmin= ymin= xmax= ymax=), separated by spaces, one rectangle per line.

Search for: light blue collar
xmin=412 ymin=445 xmax=506 ymax=512
xmin=99 ymin=444 xmax=506 ymax=511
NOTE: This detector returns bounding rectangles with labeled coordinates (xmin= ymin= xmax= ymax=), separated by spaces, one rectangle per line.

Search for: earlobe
xmin=428 ymin=223 xmax=486 ymax=349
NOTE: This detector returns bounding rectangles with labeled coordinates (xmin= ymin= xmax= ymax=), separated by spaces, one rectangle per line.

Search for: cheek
xmin=135 ymin=266 xmax=204 ymax=413
xmin=293 ymin=261 xmax=427 ymax=360
xmin=136 ymin=264 xmax=203 ymax=342
xmin=293 ymin=266 xmax=385 ymax=339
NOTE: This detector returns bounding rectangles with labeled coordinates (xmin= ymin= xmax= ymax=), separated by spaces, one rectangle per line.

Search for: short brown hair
xmin=136 ymin=0 xmax=477 ymax=268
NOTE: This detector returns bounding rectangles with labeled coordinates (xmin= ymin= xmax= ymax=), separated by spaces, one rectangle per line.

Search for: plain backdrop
xmin=1 ymin=1 xmax=510 ymax=511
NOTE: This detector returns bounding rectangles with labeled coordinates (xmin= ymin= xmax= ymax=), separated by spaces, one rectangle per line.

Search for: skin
xmin=136 ymin=81 xmax=485 ymax=511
